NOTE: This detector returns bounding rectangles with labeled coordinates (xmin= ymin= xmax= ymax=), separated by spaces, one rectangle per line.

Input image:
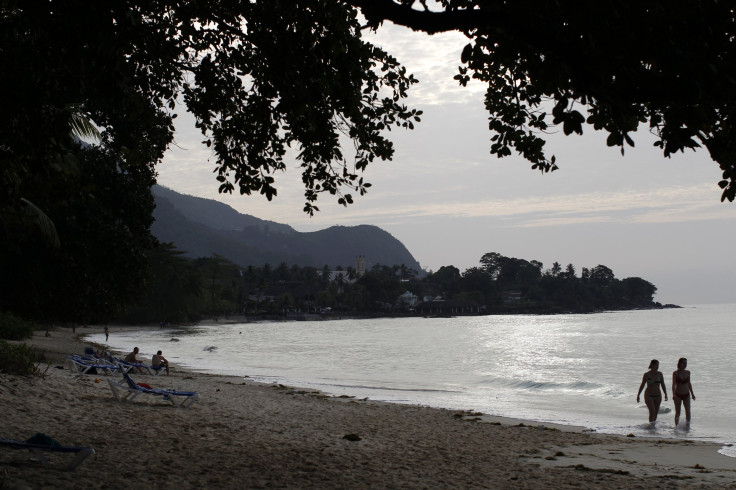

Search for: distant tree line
xmin=427 ymin=252 xmax=659 ymax=314
xmin=118 ymin=247 xmax=660 ymax=324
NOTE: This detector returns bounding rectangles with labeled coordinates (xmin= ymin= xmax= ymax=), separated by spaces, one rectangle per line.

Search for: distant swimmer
xmin=672 ymin=357 xmax=696 ymax=426
xmin=636 ymin=359 xmax=668 ymax=425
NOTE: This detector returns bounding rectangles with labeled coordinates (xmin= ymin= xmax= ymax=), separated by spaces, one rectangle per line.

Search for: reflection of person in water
xmin=672 ymin=357 xmax=695 ymax=426
xmin=636 ymin=359 xmax=668 ymax=424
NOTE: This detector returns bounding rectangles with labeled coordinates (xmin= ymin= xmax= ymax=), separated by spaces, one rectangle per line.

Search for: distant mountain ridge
xmin=151 ymin=185 xmax=423 ymax=271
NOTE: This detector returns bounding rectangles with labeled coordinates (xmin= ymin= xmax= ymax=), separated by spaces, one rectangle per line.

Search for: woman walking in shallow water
xmin=672 ymin=357 xmax=695 ymax=426
xmin=637 ymin=359 xmax=668 ymax=425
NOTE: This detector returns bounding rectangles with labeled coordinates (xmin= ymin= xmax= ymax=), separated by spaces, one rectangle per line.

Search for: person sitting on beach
xmin=152 ymin=350 xmax=170 ymax=375
xmin=636 ymin=359 xmax=668 ymax=425
xmin=124 ymin=347 xmax=145 ymax=373
xmin=672 ymin=357 xmax=695 ymax=426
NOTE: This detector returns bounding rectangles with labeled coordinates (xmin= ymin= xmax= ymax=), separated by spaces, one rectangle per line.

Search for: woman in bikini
xmin=672 ymin=357 xmax=695 ymax=426
xmin=636 ymin=359 xmax=668 ymax=424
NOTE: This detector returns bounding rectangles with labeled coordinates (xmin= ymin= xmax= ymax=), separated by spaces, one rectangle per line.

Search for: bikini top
xmin=646 ymin=373 xmax=661 ymax=385
xmin=675 ymin=371 xmax=690 ymax=383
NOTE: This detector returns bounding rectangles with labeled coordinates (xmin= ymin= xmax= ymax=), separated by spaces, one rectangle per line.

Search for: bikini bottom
xmin=674 ymin=393 xmax=690 ymax=401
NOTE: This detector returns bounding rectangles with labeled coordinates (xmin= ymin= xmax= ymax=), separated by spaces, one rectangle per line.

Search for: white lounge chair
xmin=107 ymin=372 xmax=199 ymax=408
xmin=113 ymin=358 xmax=166 ymax=376
xmin=66 ymin=355 xmax=120 ymax=375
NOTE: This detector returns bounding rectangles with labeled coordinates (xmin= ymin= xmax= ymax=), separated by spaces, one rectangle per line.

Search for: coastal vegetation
xmin=117 ymin=248 xmax=659 ymax=324
xmin=0 ymin=311 xmax=37 ymax=341
xmin=0 ymin=237 xmax=661 ymax=334
xmin=0 ymin=341 xmax=46 ymax=376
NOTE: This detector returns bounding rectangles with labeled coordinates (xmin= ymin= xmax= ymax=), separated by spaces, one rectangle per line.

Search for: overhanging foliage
xmin=350 ymin=0 xmax=736 ymax=201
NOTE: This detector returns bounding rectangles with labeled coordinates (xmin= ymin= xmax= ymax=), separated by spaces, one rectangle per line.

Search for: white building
xmin=397 ymin=291 xmax=419 ymax=308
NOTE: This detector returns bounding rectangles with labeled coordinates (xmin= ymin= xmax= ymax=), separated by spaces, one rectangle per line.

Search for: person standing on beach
xmin=636 ymin=359 xmax=668 ymax=425
xmin=672 ymin=357 xmax=695 ymax=426
xmin=104 ymin=325 xmax=109 ymax=341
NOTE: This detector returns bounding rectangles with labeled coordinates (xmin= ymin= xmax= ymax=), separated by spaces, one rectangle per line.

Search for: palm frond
xmin=20 ymin=198 xmax=61 ymax=249
xmin=65 ymin=104 xmax=101 ymax=143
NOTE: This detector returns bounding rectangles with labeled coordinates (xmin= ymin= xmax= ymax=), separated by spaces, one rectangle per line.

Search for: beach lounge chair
xmin=66 ymin=355 xmax=120 ymax=375
xmin=0 ymin=436 xmax=95 ymax=470
xmin=107 ymin=372 xmax=200 ymax=408
xmin=113 ymin=358 xmax=166 ymax=376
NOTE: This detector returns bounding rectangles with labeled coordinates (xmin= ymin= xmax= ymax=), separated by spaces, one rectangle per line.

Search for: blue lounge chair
xmin=107 ymin=372 xmax=200 ymax=408
xmin=0 ymin=436 xmax=95 ymax=470
xmin=66 ymin=355 xmax=120 ymax=375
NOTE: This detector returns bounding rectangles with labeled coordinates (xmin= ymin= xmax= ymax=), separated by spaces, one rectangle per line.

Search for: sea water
xmin=86 ymin=303 xmax=736 ymax=456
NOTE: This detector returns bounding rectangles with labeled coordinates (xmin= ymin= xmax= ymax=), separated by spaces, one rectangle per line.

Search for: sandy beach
xmin=1 ymin=326 xmax=736 ymax=488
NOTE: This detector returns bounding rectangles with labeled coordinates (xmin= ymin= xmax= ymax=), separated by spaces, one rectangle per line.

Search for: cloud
xmin=365 ymin=25 xmax=486 ymax=106
xmin=301 ymin=183 xmax=731 ymax=229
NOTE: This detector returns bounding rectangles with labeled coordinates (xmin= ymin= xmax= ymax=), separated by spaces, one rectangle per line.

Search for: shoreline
xmin=2 ymin=327 xmax=736 ymax=487
xmin=50 ymin=324 xmax=736 ymax=445
xmin=164 ymin=301 xmax=684 ymax=325
xmin=90 ymin=320 xmax=736 ymax=451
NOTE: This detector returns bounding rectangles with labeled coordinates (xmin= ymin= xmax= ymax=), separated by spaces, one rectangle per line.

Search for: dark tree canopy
xmin=1 ymin=0 xmax=420 ymax=217
xmin=351 ymin=0 xmax=736 ymax=201
xmin=3 ymin=0 xmax=736 ymax=217
xmin=0 ymin=144 xmax=157 ymax=323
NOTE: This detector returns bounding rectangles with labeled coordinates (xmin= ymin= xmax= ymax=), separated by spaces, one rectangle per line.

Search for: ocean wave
xmin=718 ymin=446 xmax=736 ymax=458
xmin=482 ymin=378 xmax=602 ymax=392
xmin=242 ymin=376 xmax=460 ymax=395
xmin=326 ymin=383 xmax=461 ymax=394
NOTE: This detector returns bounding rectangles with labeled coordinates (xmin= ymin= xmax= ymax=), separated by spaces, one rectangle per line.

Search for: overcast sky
xmin=157 ymin=23 xmax=736 ymax=306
